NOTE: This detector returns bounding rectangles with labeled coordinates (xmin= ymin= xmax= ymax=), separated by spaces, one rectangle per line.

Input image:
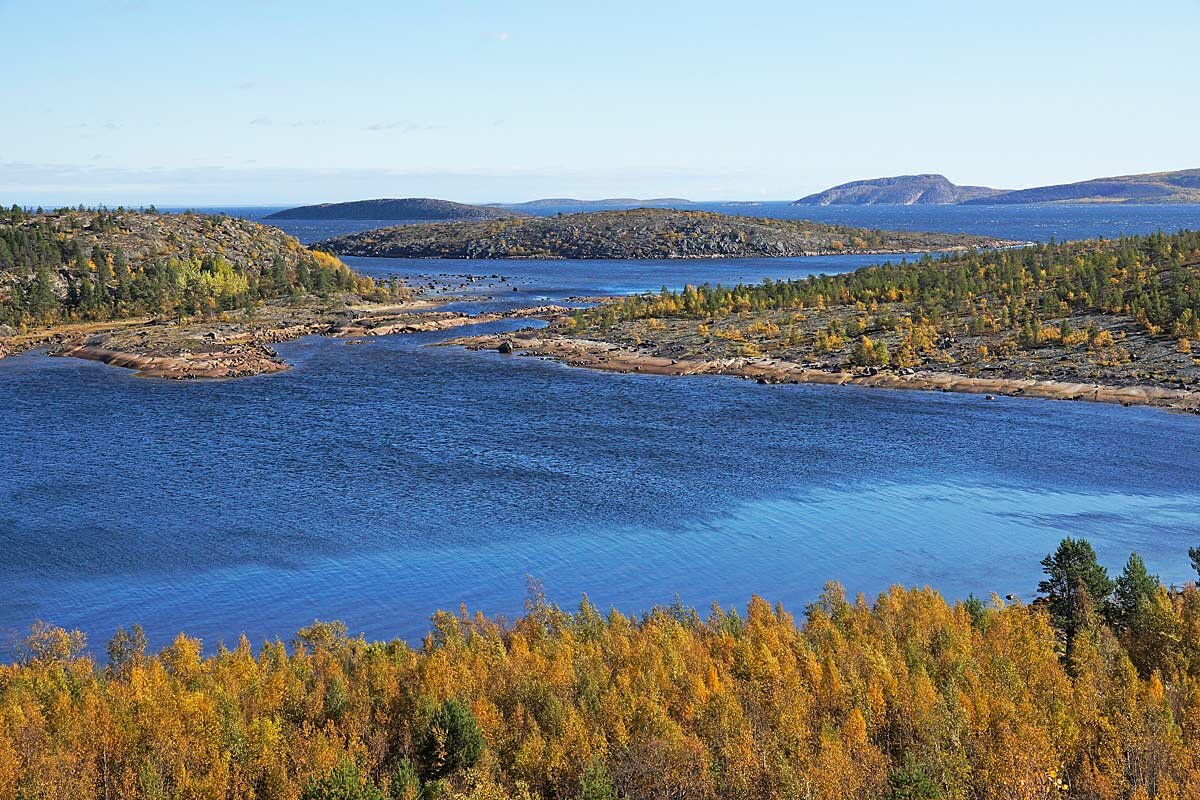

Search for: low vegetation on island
xmin=460 ymin=229 xmax=1200 ymax=412
xmin=4 ymin=541 xmax=1200 ymax=799
xmin=313 ymin=208 xmax=1012 ymax=260
xmin=0 ymin=206 xmax=415 ymax=377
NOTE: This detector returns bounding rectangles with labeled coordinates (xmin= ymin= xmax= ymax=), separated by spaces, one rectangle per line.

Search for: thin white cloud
xmin=363 ymin=121 xmax=444 ymax=133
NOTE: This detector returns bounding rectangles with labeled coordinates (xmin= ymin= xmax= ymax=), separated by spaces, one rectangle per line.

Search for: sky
xmin=1 ymin=0 xmax=1198 ymax=205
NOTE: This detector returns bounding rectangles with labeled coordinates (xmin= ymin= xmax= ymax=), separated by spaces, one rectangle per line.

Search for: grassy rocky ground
xmin=313 ymin=208 xmax=1015 ymax=259
xmin=450 ymin=233 xmax=1200 ymax=413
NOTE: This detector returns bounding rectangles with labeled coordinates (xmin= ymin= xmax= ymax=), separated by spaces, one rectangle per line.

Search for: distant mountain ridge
xmin=794 ymin=175 xmax=1004 ymax=206
xmin=265 ymin=198 xmax=525 ymax=221
xmin=961 ymin=169 xmax=1200 ymax=205
xmin=795 ymin=169 xmax=1200 ymax=206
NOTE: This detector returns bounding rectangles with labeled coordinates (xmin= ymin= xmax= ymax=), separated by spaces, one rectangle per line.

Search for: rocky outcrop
xmin=330 ymin=305 xmax=571 ymax=337
xmin=57 ymin=342 xmax=288 ymax=380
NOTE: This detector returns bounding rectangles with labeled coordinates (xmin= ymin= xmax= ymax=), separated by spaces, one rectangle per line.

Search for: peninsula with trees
xmin=0 ymin=206 xmax=457 ymax=377
xmin=313 ymin=208 xmax=1012 ymax=260
xmin=452 ymin=229 xmax=1200 ymax=413
xmin=0 ymin=206 xmax=572 ymax=378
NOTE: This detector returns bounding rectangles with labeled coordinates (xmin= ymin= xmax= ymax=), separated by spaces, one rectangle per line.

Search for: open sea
xmin=3 ymin=202 xmax=1200 ymax=651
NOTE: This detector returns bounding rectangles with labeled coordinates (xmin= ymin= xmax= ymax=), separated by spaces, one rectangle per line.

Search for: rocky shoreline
xmin=446 ymin=331 xmax=1200 ymax=414
xmin=0 ymin=300 xmax=571 ymax=380
xmin=333 ymin=305 xmax=571 ymax=337
xmin=58 ymin=342 xmax=291 ymax=379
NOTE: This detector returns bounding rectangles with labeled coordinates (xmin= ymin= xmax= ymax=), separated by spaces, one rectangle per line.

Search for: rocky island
xmin=264 ymin=197 xmax=526 ymax=221
xmin=313 ymin=208 xmax=1013 ymax=259
xmin=450 ymin=230 xmax=1200 ymax=413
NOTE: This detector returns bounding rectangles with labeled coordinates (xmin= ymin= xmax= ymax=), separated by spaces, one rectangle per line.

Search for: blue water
xmin=3 ymin=204 xmax=1200 ymax=651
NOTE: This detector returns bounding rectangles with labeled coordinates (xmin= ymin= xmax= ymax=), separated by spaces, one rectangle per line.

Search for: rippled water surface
xmin=3 ymin=204 xmax=1200 ymax=649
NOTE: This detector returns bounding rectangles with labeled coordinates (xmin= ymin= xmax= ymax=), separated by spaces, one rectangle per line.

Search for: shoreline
xmin=446 ymin=332 xmax=1200 ymax=414
xmin=1 ymin=301 xmax=572 ymax=380
xmin=12 ymin=302 xmax=1198 ymax=414
xmin=58 ymin=343 xmax=291 ymax=379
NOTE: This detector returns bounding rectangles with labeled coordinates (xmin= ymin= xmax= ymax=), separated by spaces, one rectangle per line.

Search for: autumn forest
xmin=3 ymin=540 xmax=1200 ymax=800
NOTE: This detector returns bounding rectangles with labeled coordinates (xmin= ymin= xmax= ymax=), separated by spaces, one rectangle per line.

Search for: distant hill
xmin=313 ymin=208 xmax=1011 ymax=260
xmin=961 ymin=168 xmax=1200 ymax=205
xmin=265 ymin=198 xmax=526 ymax=221
xmin=796 ymin=169 xmax=1200 ymax=206
xmin=793 ymin=174 xmax=1004 ymax=206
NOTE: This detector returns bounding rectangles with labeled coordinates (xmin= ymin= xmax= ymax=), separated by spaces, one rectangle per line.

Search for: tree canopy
xmin=3 ymin=541 xmax=1200 ymax=798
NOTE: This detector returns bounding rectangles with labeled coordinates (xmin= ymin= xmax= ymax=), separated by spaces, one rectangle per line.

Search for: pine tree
xmin=1113 ymin=552 xmax=1159 ymax=633
xmin=1038 ymin=537 xmax=1114 ymax=645
xmin=416 ymin=698 xmax=485 ymax=782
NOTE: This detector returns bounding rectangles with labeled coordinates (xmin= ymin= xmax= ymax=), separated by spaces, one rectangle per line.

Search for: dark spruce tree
xmin=416 ymin=698 xmax=486 ymax=783
xmin=1112 ymin=551 xmax=1159 ymax=632
xmin=1038 ymin=537 xmax=1114 ymax=646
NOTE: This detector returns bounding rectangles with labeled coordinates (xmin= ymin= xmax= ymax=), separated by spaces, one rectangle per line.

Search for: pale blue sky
xmin=1 ymin=0 xmax=1197 ymax=205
